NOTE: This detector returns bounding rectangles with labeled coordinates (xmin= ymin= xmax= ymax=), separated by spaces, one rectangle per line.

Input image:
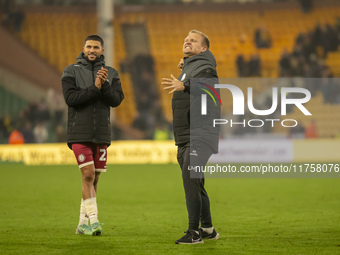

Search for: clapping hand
xmin=95 ymin=67 xmax=108 ymax=89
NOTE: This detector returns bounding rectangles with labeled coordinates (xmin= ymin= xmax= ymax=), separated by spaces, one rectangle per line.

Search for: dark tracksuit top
xmin=172 ymin=50 xmax=221 ymax=153
xmin=61 ymin=52 xmax=124 ymax=149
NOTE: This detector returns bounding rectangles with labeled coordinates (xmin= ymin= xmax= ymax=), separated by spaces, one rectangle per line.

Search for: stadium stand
xmin=18 ymin=12 xmax=136 ymax=125
xmin=1 ymin=0 xmax=339 ymax=141
xmin=0 ymin=85 xmax=27 ymax=117
xmin=326 ymin=52 xmax=340 ymax=77
xmin=118 ymin=5 xmax=340 ymax=123
xmin=273 ymin=92 xmax=340 ymax=138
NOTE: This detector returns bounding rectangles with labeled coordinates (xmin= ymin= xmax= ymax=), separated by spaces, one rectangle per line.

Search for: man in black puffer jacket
xmin=162 ymin=30 xmax=220 ymax=244
xmin=62 ymin=35 xmax=124 ymax=236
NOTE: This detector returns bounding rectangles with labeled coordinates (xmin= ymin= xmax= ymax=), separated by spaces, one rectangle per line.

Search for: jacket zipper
xmin=92 ymin=64 xmax=96 ymax=142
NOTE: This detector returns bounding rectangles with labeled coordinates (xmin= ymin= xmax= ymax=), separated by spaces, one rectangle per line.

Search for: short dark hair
xmin=189 ymin=30 xmax=210 ymax=50
xmin=84 ymin=34 xmax=104 ymax=47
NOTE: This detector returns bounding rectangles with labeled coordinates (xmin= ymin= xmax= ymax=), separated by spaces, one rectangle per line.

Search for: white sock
xmin=201 ymin=227 xmax=214 ymax=234
xmin=78 ymin=198 xmax=88 ymax=226
xmin=84 ymin=197 xmax=99 ymax=225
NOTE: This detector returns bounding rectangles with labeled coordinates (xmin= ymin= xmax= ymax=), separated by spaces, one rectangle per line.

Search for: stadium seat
xmin=15 ymin=4 xmax=340 ymax=132
xmin=0 ymin=85 xmax=27 ymax=117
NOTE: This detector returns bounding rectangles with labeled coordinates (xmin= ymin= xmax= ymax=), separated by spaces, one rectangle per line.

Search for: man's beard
xmin=84 ymin=54 xmax=101 ymax=63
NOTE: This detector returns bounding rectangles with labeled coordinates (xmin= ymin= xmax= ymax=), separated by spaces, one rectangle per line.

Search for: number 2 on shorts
xmin=99 ymin=149 xmax=106 ymax=161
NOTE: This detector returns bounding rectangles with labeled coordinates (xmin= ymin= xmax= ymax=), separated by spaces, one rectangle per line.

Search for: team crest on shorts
xmin=78 ymin=154 xmax=86 ymax=162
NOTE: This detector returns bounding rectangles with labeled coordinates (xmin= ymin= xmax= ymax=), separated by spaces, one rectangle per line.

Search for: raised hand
xmin=162 ymin=74 xmax=185 ymax=94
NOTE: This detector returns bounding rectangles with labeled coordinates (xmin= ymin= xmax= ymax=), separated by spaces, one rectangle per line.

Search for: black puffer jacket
xmin=172 ymin=50 xmax=220 ymax=153
xmin=61 ymin=52 xmax=124 ymax=149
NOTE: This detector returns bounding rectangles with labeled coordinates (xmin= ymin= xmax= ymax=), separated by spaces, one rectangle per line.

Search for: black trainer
xmin=175 ymin=230 xmax=204 ymax=244
xmin=199 ymin=227 xmax=220 ymax=240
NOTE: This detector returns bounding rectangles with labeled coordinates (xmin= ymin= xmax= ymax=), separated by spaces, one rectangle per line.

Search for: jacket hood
xmin=76 ymin=52 xmax=105 ymax=67
xmin=184 ymin=50 xmax=217 ymax=68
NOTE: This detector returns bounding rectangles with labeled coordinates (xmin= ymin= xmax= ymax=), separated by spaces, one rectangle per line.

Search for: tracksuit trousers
xmin=177 ymin=140 xmax=214 ymax=231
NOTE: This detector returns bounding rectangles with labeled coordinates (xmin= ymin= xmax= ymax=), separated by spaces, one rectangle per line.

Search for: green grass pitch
xmin=1 ymin=163 xmax=340 ymax=254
